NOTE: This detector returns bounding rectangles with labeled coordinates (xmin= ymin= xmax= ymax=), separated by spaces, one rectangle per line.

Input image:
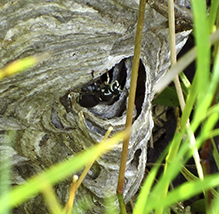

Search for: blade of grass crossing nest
xmin=76 ymin=127 xmax=113 ymax=189
xmin=64 ymin=128 xmax=112 ymax=213
xmin=63 ymin=175 xmax=78 ymax=214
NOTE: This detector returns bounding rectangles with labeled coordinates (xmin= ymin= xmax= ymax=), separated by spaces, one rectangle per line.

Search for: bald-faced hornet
xmin=76 ymin=71 xmax=122 ymax=108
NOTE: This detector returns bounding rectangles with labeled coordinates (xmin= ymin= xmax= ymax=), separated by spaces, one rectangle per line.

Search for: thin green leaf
xmin=152 ymin=87 xmax=180 ymax=107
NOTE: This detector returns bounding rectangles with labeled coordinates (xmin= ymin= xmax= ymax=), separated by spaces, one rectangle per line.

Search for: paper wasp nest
xmin=0 ymin=0 xmax=192 ymax=213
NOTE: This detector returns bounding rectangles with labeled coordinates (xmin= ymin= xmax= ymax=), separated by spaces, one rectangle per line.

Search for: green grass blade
xmin=212 ymin=138 xmax=219 ymax=171
xmin=0 ymin=53 xmax=50 ymax=80
xmin=208 ymin=0 xmax=219 ymax=32
xmin=191 ymin=0 xmax=210 ymax=116
xmin=0 ymin=129 xmax=130 ymax=213
xmin=145 ymin=173 xmax=219 ymax=212
xmin=0 ymin=131 xmax=16 ymax=214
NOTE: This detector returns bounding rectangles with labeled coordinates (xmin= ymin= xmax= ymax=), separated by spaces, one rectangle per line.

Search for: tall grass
xmin=134 ymin=0 xmax=219 ymax=213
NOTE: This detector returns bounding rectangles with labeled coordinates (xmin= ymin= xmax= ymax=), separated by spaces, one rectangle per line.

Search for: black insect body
xmin=98 ymin=80 xmax=120 ymax=102
xmin=76 ymin=86 xmax=100 ymax=108
xmin=76 ymin=76 xmax=121 ymax=108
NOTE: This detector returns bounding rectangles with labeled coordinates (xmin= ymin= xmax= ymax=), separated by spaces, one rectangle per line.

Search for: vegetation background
xmin=1 ymin=0 xmax=219 ymax=213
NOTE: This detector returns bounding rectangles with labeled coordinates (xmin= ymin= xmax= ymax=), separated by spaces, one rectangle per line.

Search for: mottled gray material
xmin=0 ymin=0 xmax=191 ymax=213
